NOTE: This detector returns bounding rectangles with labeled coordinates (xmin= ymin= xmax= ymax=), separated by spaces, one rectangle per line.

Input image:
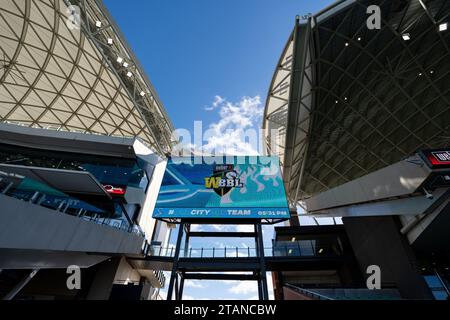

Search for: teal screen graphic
xmin=153 ymin=156 xmax=290 ymax=219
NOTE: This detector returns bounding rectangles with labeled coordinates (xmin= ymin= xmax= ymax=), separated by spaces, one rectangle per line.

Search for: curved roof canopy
xmin=0 ymin=0 xmax=174 ymax=155
xmin=264 ymin=0 xmax=450 ymax=205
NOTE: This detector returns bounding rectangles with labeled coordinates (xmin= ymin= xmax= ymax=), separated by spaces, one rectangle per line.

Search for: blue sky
xmin=104 ymin=0 xmax=334 ymax=137
xmin=104 ymin=0 xmax=336 ymax=300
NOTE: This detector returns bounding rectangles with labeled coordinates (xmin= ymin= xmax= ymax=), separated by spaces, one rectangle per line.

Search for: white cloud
xmin=204 ymin=95 xmax=225 ymax=111
xmin=235 ymin=225 xmax=254 ymax=233
xmin=228 ymin=281 xmax=258 ymax=295
xmin=184 ymin=280 xmax=207 ymax=289
xmin=203 ymin=95 xmax=263 ymax=155
xmin=190 ymin=224 xmax=204 ymax=232
xmin=174 ymin=95 xmax=264 ymax=156
xmin=211 ymin=224 xmax=227 ymax=231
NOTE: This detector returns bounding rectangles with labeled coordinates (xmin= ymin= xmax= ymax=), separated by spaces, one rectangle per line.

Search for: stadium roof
xmin=263 ymin=0 xmax=450 ymax=205
xmin=0 ymin=0 xmax=174 ymax=156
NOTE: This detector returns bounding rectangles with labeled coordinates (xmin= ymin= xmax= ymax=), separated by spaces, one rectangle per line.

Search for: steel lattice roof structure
xmin=0 ymin=0 xmax=174 ymax=155
xmin=263 ymin=0 xmax=450 ymax=205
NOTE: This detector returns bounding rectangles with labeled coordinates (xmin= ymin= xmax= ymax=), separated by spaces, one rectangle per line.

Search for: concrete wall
xmin=114 ymin=257 xmax=141 ymax=284
xmin=137 ymin=159 xmax=167 ymax=242
xmin=0 ymin=194 xmax=144 ymax=258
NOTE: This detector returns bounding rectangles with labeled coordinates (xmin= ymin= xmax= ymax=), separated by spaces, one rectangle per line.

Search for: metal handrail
xmin=147 ymin=243 xmax=341 ymax=258
xmin=285 ymin=283 xmax=334 ymax=300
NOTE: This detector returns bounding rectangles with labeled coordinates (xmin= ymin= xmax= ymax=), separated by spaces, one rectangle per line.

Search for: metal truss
xmin=0 ymin=0 xmax=174 ymax=156
xmin=263 ymin=0 xmax=450 ymax=205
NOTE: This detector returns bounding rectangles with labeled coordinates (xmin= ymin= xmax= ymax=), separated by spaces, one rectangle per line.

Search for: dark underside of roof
xmin=295 ymin=0 xmax=450 ymax=201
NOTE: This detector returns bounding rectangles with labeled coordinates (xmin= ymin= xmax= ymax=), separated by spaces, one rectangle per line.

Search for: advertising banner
xmin=152 ymin=156 xmax=290 ymax=219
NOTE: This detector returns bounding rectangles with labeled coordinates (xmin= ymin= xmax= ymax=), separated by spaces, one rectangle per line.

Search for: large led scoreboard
xmin=152 ymin=156 xmax=290 ymax=221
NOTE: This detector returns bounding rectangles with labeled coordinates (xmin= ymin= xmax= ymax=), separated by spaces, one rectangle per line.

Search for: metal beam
xmin=188 ymin=232 xmax=257 ymax=238
xmin=183 ymin=273 xmax=259 ymax=281
xmin=167 ymin=222 xmax=184 ymax=301
xmin=3 ymin=269 xmax=39 ymax=300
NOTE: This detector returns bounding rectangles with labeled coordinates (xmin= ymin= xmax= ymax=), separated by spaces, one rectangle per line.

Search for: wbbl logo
xmin=204 ymin=164 xmax=244 ymax=197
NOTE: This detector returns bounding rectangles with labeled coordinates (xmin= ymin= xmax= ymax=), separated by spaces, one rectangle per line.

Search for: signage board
xmin=103 ymin=184 xmax=126 ymax=195
xmin=152 ymin=156 xmax=290 ymax=220
xmin=421 ymin=149 xmax=450 ymax=168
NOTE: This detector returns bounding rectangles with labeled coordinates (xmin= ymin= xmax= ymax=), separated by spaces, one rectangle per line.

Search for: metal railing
xmin=148 ymin=241 xmax=342 ymax=258
xmin=0 ymin=174 xmax=144 ymax=236
xmin=285 ymin=283 xmax=402 ymax=300
xmin=285 ymin=284 xmax=334 ymax=300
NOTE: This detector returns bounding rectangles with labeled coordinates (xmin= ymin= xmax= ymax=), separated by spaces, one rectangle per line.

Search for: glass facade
xmin=0 ymin=142 xmax=153 ymax=234
xmin=0 ymin=143 xmax=150 ymax=192
xmin=424 ymin=275 xmax=449 ymax=300
xmin=0 ymin=173 xmax=138 ymax=234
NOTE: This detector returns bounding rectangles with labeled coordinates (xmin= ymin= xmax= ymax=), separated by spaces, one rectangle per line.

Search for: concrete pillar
xmin=343 ymin=216 xmax=433 ymax=299
xmin=86 ymin=257 xmax=121 ymax=300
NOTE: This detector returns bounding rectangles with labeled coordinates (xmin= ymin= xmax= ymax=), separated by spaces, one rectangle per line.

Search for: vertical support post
xmin=179 ymin=272 xmax=185 ymax=300
xmin=255 ymin=223 xmax=269 ymax=300
xmin=167 ymin=222 xmax=184 ymax=300
xmin=184 ymin=224 xmax=191 ymax=258
xmin=257 ymin=271 xmax=263 ymax=299
xmin=3 ymin=269 xmax=39 ymax=300
xmin=174 ymin=273 xmax=179 ymax=300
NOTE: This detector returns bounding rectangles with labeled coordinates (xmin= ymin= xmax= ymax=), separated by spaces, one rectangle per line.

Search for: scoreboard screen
xmin=421 ymin=149 xmax=450 ymax=169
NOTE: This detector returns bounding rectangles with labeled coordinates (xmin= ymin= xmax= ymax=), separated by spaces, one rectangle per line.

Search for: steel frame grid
xmin=0 ymin=0 xmax=174 ymax=156
xmin=263 ymin=0 xmax=450 ymax=206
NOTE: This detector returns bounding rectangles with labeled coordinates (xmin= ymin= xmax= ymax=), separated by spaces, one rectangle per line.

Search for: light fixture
xmin=140 ymin=91 xmax=146 ymax=97
xmin=335 ymin=100 xmax=339 ymax=104
xmin=345 ymin=42 xmax=349 ymax=46
xmin=288 ymin=249 xmax=293 ymax=255
xmin=344 ymin=97 xmax=348 ymax=101
xmin=95 ymin=20 xmax=102 ymax=28
xmin=402 ymin=33 xmax=411 ymax=41
xmin=116 ymin=56 xmax=123 ymax=63
xmin=291 ymin=237 xmax=296 ymax=242
xmin=438 ymin=22 xmax=448 ymax=32
xmin=418 ymin=72 xmax=422 ymax=76
xmin=357 ymin=37 xmax=361 ymax=41
xmin=430 ymin=70 xmax=434 ymax=74
xmin=126 ymin=71 xmax=133 ymax=77
xmin=318 ymin=248 xmax=324 ymax=254
xmin=107 ymin=38 xmax=113 ymax=45
xmin=123 ymin=62 xmax=129 ymax=68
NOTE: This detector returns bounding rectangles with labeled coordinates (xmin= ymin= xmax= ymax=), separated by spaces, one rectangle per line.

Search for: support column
xmin=3 ymin=269 xmax=39 ymax=300
xmin=174 ymin=273 xmax=179 ymax=300
xmin=86 ymin=257 xmax=121 ymax=300
xmin=167 ymin=222 xmax=184 ymax=300
xmin=343 ymin=216 xmax=433 ymax=299
xmin=179 ymin=272 xmax=185 ymax=300
xmin=255 ymin=224 xmax=269 ymax=300
xmin=257 ymin=272 xmax=263 ymax=300
xmin=183 ymin=224 xmax=191 ymax=258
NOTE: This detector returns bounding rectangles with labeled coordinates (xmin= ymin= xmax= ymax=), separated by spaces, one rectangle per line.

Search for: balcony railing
xmin=148 ymin=240 xmax=342 ymax=259
xmin=0 ymin=172 xmax=143 ymax=236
